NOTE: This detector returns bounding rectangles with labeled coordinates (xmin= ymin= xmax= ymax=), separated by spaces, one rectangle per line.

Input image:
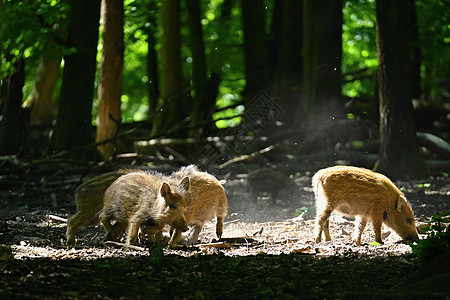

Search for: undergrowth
xmin=411 ymin=211 xmax=450 ymax=261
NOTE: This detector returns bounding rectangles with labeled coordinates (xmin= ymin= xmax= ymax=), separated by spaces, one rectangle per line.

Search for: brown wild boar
xmin=312 ymin=166 xmax=419 ymax=245
xmin=168 ymin=165 xmax=228 ymax=245
xmin=99 ymin=171 xmax=190 ymax=245
xmin=66 ymin=169 xmax=135 ymax=246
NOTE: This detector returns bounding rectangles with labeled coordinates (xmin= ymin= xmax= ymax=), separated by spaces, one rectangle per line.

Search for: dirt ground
xmin=1 ymin=163 xmax=449 ymax=299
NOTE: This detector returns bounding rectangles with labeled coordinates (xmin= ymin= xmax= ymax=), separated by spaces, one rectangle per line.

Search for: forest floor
xmin=0 ymin=161 xmax=449 ymax=299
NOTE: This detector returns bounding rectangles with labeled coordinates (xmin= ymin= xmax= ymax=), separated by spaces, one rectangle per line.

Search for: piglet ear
xmin=160 ymin=182 xmax=171 ymax=197
xmin=396 ymin=194 xmax=407 ymax=212
xmin=181 ymin=176 xmax=190 ymax=191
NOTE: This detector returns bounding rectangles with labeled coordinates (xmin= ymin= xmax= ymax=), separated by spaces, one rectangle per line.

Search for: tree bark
xmin=48 ymin=0 xmax=101 ymax=160
xmin=151 ymin=0 xmax=185 ymax=137
xmin=186 ymin=0 xmax=210 ymax=138
xmin=303 ymin=0 xmax=342 ymax=113
xmin=0 ymin=0 xmax=3 ymax=85
xmin=273 ymin=0 xmax=303 ymax=126
xmin=375 ymin=0 xmax=427 ymax=179
xmin=96 ymin=0 xmax=124 ymax=160
xmin=267 ymin=0 xmax=284 ymax=84
xmin=0 ymin=58 xmax=29 ymax=156
xmin=241 ymin=0 xmax=268 ymax=103
xmin=26 ymin=37 xmax=62 ymax=121
xmin=146 ymin=0 xmax=159 ymax=118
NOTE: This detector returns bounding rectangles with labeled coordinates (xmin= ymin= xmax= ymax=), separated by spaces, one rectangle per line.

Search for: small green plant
xmin=294 ymin=206 xmax=315 ymax=219
xmin=148 ymin=243 xmax=165 ymax=264
xmin=411 ymin=212 xmax=450 ymax=262
xmin=418 ymin=183 xmax=432 ymax=188
xmin=294 ymin=207 xmax=307 ymax=217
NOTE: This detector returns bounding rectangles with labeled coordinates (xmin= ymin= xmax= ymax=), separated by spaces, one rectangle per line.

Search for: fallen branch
xmin=103 ymin=241 xmax=146 ymax=251
xmin=197 ymin=242 xmax=231 ymax=249
xmin=218 ymin=145 xmax=275 ymax=169
xmin=417 ymin=132 xmax=450 ymax=159
xmin=196 ymin=237 xmax=257 ymax=249
xmin=47 ymin=215 xmax=68 ymax=223
xmin=223 ymin=219 xmax=240 ymax=226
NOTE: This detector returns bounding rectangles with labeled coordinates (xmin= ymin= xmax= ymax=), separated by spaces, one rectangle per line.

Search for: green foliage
xmin=416 ymin=0 xmax=450 ymax=100
xmin=418 ymin=183 xmax=432 ymax=188
xmin=2 ymin=0 xmax=449 ymax=129
xmin=411 ymin=212 xmax=450 ymax=262
xmin=0 ymin=0 xmax=68 ymax=78
xmin=342 ymin=0 xmax=377 ymax=100
xmin=294 ymin=206 xmax=315 ymax=219
xmin=214 ymin=79 xmax=245 ymax=128
xmin=369 ymin=241 xmax=382 ymax=246
xmin=120 ymin=0 xmax=159 ymax=122
xmin=148 ymin=243 xmax=165 ymax=264
xmin=202 ymin=0 xmax=246 ymax=128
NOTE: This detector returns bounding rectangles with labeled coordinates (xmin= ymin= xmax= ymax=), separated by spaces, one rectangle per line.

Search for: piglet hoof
xmin=314 ymin=237 xmax=322 ymax=243
xmin=186 ymin=238 xmax=199 ymax=246
xmin=351 ymin=239 xmax=361 ymax=246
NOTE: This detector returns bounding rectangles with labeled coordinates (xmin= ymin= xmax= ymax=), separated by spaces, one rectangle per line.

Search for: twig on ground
xmin=218 ymin=145 xmax=275 ymax=169
xmin=104 ymin=241 xmax=146 ymax=251
xmin=47 ymin=215 xmax=68 ymax=223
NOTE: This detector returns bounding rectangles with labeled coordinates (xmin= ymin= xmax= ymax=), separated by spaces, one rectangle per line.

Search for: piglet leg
xmin=188 ymin=222 xmax=204 ymax=244
xmin=314 ymin=208 xmax=332 ymax=243
xmin=126 ymin=219 xmax=142 ymax=245
xmin=353 ymin=216 xmax=367 ymax=245
xmin=216 ymin=216 xmax=224 ymax=239
xmin=371 ymin=216 xmax=383 ymax=244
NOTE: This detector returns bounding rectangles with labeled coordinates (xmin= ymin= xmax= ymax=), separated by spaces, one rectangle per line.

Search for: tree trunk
xmin=303 ymin=0 xmax=342 ymax=113
xmin=96 ymin=0 xmax=124 ymax=160
xmin=26 ymin=37 xmax=62 ymax=121
xmin=375 ymin=0 xmax=427 ymax=179
xmin=0 ymin=0 xmax=3 ymax=85
xmin=48 ymin=0 xmax=101 ymax=160
xmin=146 ymin=0 xmax=159 ymax=118
xmin=407 ymin=0 xmax=421 ymax=100
xmin=151 ymin=0 xmax=185 ymax=137
xmin=273 ymin=0 xmax=303 ymax=126
xmin=0 ymin=58 xmax=29 ymax=156
xmin=241 ymin=0 xmax=268 ymax=104
xmin=267 ymin=0 xmax=284 ymax=85
xmin=186 ymin=0 xmax=210 ymax=138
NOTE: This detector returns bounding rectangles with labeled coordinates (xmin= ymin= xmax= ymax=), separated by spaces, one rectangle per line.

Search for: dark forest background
xmin=0 ymin=0 xmax=449 ymax=180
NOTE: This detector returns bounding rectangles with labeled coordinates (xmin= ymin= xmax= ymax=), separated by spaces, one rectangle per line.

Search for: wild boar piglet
xmin=168 ymin=165 xmax=228 ymax=245
xmin=66 ymin=169 xmax=134 ymax=246
xmin=100 ymin=171 xmax=190 ymax=245
xmin=312 ymin=166 xmax=419 ymax=245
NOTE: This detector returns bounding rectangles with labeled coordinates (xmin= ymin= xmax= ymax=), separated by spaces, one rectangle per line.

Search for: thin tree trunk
xmin=146 ymin=0 xmax=159 ymax=118
xmin=303 ymin=0 xmax=342 ymax=113
xmin=96 ymin=0 xmax=124 ymax=160
xmin=375 ymin=0 xmax=427 ymax=179
xmin=241 ymin=0 xmax=268 ymax=103
xmin=407 ymin=0 xmax=421 ymax=100
xmin=48 ymin=0 xmax=101 ymax=160
xmin=267 ymin=0 xmax=283 ymax=85
xmin=0 ymin=58 xmax=29 ymax=156
xmin=151 ymin=0 xmax=184 ymax=137
xmin=273 ymin=0 xmax=303 ymax=126
xmin=26 ymin=37 xmax=62 ymax=121
xmin=186 ymin=0 xmax=208 ymax=138
xmin=0 ymin=0 xmax=3 ymax=88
